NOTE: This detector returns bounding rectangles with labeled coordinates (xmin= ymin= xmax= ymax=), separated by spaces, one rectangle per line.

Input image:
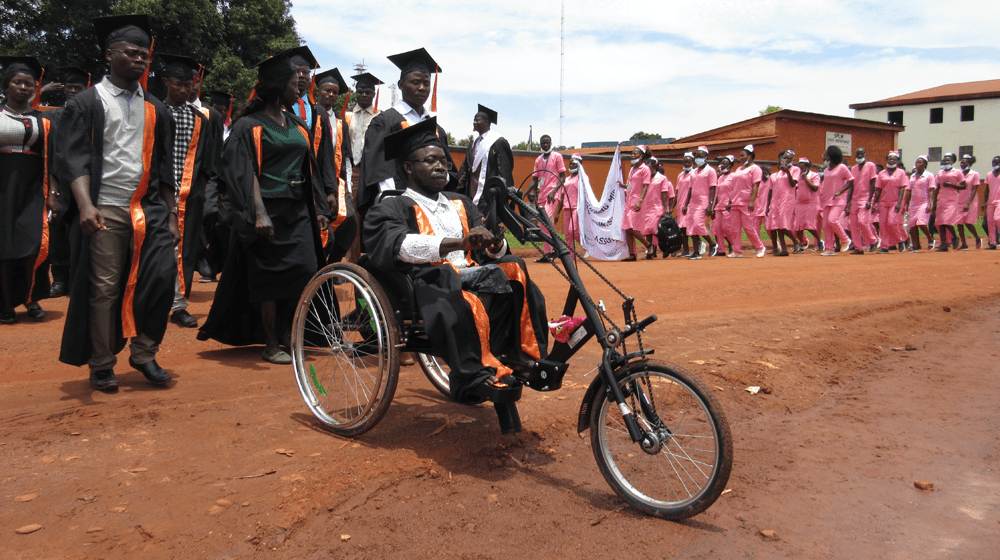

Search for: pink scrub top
xmin=907 ymin=171 xmax=936 ymax=207
xmin=688 ymin=165 xmax=717 ymax=208
xmin=986 ymin=171 xmax=1000 ymax=205
xmin=876 ymin=168 xmax=908 ymax=206
xmin=727 ymin=163 xmax=762 ymax=208
xmin=820 ymin=164 xmax=852 ymax=207
xmin=754 ymin=175 xmax=772 ymax=218
xmin=532 ymin=152 xmax=567 ymax=201
xmin=795 ymin=171 xmax=820 ymax=204
xmin=850 ymin=161 xmax=878 ymax=203
xmin=555 ymin=172 xmax=580 ymax=210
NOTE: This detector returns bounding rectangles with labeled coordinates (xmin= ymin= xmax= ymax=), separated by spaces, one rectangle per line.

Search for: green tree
xmin=630 ymin=131 xmax=662 ymax=142
xmin=759 ymin=105 xmax=783 ymax=115
xmin=0 ymin=0 xmax=300 ymax=106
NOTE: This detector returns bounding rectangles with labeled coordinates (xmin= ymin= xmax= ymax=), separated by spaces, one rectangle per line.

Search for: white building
xmin=850 ymin=79 xmax=1000 ymax=171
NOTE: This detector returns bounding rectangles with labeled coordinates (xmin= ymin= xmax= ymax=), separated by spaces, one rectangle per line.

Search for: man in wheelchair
xmin=363 ymin=118 xmax=549 ymax=432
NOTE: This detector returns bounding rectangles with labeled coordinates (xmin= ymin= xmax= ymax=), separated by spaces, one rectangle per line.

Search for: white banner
xmin=578 ymin=146 xmax=629 ymax=260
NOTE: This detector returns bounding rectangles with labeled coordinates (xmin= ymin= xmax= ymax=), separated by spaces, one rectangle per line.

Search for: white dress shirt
xmin=379 ymin=101 xmax=434 ymax=192
xmin=398 ymin=188 xmax=506 ymax=267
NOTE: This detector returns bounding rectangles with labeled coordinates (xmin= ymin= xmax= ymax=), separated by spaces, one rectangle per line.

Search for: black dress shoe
xmin=170 ymin=310 xmax=198 ymax=328
xmin=534 ymin=255 xmax=551 ymax=263
xmin=90 ymin=369 xmax=119 ymax=392
xmin=25 ymin=302 xmax=44 ymax=320
xmin=0 ymin=311 xmax=16 ymax=325
xmin=49 ymin=281 xmax=66 ymax=298
xmin=128 ymin=357 xmax=172 ymax=385
xmin=621 ymin=255 xmax=637 ymax=262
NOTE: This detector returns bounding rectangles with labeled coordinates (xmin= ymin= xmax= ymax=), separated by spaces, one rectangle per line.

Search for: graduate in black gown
xmin=357 ymin=48 xmax=457 ymax=216
xmin=0 ymin=56 xmax=52 ymax=324
xmin=456 ymin=104 xmax=514 ymax=235
xmin=363 ymin=118 xmax=548 ymax=431
xmin=198 ymin=89 xmax=232 ymax=282
xmin=157 ymin=53 xmax=219 ymax=329
xmin=46 ymin=66 xmax=91 ymax=298
xmin=312 ymin=67 xmax=357 ymax=263
xmin=56 ymin=15 xmax=178 ymax=391
xmin=197 ymin=52 xmax=331 ymax=364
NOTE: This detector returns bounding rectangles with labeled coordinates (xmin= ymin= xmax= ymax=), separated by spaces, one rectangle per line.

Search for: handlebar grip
xmin=629 ymin=314 xmax=657 ymax=333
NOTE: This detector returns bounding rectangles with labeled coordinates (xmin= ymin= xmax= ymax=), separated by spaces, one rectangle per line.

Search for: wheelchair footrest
xmin=493 ymin=402 xmax=522 ymax=435
xmin=517 ymin=359 xmax=569 ymax=392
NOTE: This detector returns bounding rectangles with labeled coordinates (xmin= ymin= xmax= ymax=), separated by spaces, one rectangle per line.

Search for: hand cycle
xmin=290 ymin=177 xmax=733 ymax=520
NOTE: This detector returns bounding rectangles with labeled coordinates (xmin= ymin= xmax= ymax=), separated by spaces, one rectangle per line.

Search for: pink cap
xmin=697 ymin=145 xmax=709 ymax=153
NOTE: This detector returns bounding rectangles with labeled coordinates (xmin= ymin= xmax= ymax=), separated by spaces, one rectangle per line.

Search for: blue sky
xmin=292 ymin=0 xmax=999 ymax=148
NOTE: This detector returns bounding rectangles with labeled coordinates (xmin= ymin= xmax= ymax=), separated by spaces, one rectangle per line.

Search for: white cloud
xmin=292 ymin=0 xmax=1000 ymax=147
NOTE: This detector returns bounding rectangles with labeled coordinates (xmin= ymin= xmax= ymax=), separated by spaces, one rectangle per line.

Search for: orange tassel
xmin=225 ymin=94 xmax=232 ymax=126
xmin=374 ymin=87 xmax=379 ymax=111
xmin=248 ymin=86 xmax=257 ymax=102
xmin=339 ymin=91 xmax=350 ymax=118
xmin=196 ymin=65 xmax=205 ymax=99
xmin=430 ymin=65 xmax=438 ymax=112
xmin=86 ymin=72 xmax=92 ymax=88
xmin=138 ymin=37 xmax=154 ymax=90
xmin=307 ymin=70 xmax=316 ymax=105
xmin=31 ymin=67 xmax=45 ymax=108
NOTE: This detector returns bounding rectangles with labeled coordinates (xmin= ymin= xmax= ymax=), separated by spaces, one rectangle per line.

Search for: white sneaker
xmin=727 ymin=253 xmax=742 ymax=258
xmin=756 ymin=248 xmax=766 ymax=258
xmin=699 ymin=244 xmax=707 ymax=255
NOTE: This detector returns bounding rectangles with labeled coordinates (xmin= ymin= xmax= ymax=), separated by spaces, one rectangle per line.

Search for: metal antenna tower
xmin=559 ymin=0 xmax=564 ymax=146
xmin=352 ymin=60 xmax=366 ymax=75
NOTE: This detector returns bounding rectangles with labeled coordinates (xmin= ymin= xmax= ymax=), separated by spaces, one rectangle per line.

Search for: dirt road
xmin=2 ymin=249 xmax=998 ymax=559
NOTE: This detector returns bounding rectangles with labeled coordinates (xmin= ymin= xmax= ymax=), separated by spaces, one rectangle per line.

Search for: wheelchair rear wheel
xmin=417 ymin=353 xmax=451 ymax=398
xmin=292 ymin=263 xmax=400 ymax=437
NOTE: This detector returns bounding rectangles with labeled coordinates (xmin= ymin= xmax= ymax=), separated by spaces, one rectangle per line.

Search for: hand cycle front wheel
xmin=291 ymin=263 xmax=400 ymax=437
xmin=589 ymin=360 xmax=733 ymax=520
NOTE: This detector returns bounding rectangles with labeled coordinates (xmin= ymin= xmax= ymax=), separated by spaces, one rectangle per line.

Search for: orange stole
xmin=26 ymin=118 xmax=52 ymax=303
xmin=494 ymin=262 xmax=541 ymax=360
xmin=330 ymin=119 xmax=348 ymax=230
xmin=121 ymin=102 xmax=158 ymax=338
xmin=175 ymin=113 xmax=204 ymax=296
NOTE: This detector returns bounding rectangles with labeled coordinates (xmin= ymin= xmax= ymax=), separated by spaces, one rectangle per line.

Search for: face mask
xmin=695 ymin=157 xmax=706 ymax=166
xmin=941 ymin=163 xmax=953 ymax=171
xmin=887 ymin=163 xmax=897 ymax=169
xmin=683 ymin=165 xmax=692 ymax=172
xmin=631 ymin=158 xmax=640 ymax=165
xmin=856 ymin=157 xmax=866 ymax=164
xmin=994 ymin=165 xmax=1000 ymax=171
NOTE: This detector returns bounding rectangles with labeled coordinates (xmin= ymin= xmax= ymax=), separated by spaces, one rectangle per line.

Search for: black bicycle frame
xmin=488 ymin=179 xmax=653 ymax=443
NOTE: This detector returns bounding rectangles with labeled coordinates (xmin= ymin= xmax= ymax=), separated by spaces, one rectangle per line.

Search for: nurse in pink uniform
xmin=640 ymin=158 xmax=674 ymax=258
xmin=793 ymin=158 xmax=822 ymax=252
xmin=619 ymin=145 xmax=653 ymax=261
xmin=819 ymin=146 xmax=853 ymax=256
xmin=553 ymin=153 xmax=584 ymax=252
xmin=958 ymin=154 xmax=981 ymax=250
xmin=675 ymin=153 xmax=695 ymax=256
xmin=724 ymin=145 xmax=765 ymax=258
xmin=872 ymin=151 xmax=908 ymax=252
xmin=899 ymin=155 xmax=936 ymax=252
xmin=710 ymin=156 xmax=734 ymax=258
xmin=848 ymin=147 xmax=879 ymax=253
xmin=770 ymin=150 xmax=801 ymax=255
xmin=756 ymin=166 xmax=776 ymax=252
xmin=528 ymin=134 xmax=567 ymax=262
xmin=933 ymin=152 xmax=967 ymax=252
xmin=982 ymin=156 xmax=1000 ymax=249
xmin=682 ymin=146 xmax=718 ymax=258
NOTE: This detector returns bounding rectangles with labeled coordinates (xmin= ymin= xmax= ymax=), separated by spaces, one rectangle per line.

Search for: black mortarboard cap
xmin=204 ymin=90 xmax=232 ymax=107
xmin=351 ymin=72 xmax=382 ymax=89
xmin=0 ymin=56 xmax=43 ymax=81
xmin=477 ymin=104 xmax=497 ymax=125
xmin=158 ymin=53 xmax=199 ymax=80
xmin=315 ymin=68 xmax=348 ymax=93
xmin=58 ymin=66 xmax=89 ymax=85
xmin=252 ymin=53 xmax=296 ymax=99
xmin=387 ymin=48 xmax=440 ymax=78
xmin=384 ymin=117 xmax=444 ymax=162
xmin=93 ymin=14 xmax=152 ymax=50
xmin=279 ymin=45 xmax=319 ymax=70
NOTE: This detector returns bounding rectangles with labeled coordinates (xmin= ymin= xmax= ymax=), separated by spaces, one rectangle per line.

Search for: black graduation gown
xmin=304 ymin=103 xmax=356 ymax=263
xmin=196 ymin=105 xmax=226 ymax=277
xmin=55 ymin=87 xmax=177 ymax=367
xmin=173 ymin=104 xmax=219 ymax=298
xmin=363 ymin=191 xmax=548 ymax=402
xmin=46 ymin=106 xmax=73 ymax=286
xmin=196 ymin=111 xmax=330 ymax=347
xmin=0 ymin=107 xmax=52 ymax=307
xmin=457 ymin=135 xmax=514 ymax=234
xmin=356 ymin=106 xmax=457 ymax=212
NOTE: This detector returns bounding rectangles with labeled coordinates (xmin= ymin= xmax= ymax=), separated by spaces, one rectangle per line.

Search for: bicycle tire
xmin=589 ymin=360 xmax=733 ymax=519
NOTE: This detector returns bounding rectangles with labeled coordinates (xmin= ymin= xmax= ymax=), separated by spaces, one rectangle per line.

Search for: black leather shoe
xmin=170 ymin=310 xmax=198 ymax=328
xmin=49 ymin=281 xmax=66 ymax=298
xmin=534 ymin=255 xmax=551 ymax=263
xmin=129 ymin=357 xmax=172 ymax=385
xmin=25 ymin=302 xmax=44 ymax=320
xmin=0 ymin=311 xmax=16 ymax=325
xmin=90 ymin=369 xmax=119 ymax=392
